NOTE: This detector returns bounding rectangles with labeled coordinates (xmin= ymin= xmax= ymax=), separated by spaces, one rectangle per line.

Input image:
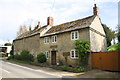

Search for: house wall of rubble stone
xmin=40 ymin=28 xmax=90 ymax=66
xmin=90 ymin=30 xmax=107 ymax=52
xmin=13 ymin=34 xmax=40 ymax=56
xmin=90 ymin=16 xmax=107 ymax=52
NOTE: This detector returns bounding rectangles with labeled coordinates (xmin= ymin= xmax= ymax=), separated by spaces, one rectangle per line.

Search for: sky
xmin=0 ymin=0 xmax=119 ymax=45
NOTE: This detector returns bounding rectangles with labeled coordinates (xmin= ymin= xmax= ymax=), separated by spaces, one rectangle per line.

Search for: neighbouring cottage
xmin=13 ymin=4 xmax=107 ymax=66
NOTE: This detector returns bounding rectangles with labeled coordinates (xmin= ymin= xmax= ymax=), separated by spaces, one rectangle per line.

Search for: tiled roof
xmin=15 ymin=15 xmax=95 ymax=40
xmin=16 ymin=25 xmax=47 ymax=40
xmin=45 ymin=15 xmax=95 ymax=35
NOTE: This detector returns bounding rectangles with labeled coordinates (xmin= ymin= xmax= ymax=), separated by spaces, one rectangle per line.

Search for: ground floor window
xmin=70 ymin=49 xmax=79 ymax=59
xmin=44 ymin=51 xmax=49 ymax=59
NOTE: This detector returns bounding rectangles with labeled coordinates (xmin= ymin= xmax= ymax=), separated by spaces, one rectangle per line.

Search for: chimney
xmin=93 ymin=4 xmax=99 ymax=16
xmin=37 ymin=21 xmax=41 ymax=28
xmin=47 ymin=17 xmax=53 ymax=26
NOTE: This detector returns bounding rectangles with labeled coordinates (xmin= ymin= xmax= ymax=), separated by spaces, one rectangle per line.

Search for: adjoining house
xmin=0 ymin=46 xmax=12 ymax=56
xmin=13 ymin=4 xmax=107 ymax=66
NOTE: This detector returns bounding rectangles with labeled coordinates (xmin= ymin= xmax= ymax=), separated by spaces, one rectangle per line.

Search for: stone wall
xmin=40 ymin=28 xmax=90 ymax=66
xmin=90 ymin=30 xmax=107 ymax=52
xmin=14 ymin=34 xmax=40 ymax=56
xmin=90 ymin=16 xmax=107 ymax=52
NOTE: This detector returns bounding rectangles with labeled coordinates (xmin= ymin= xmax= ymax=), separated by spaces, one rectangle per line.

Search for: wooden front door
xmin=51 ymin=51 xmax=56 ymax=65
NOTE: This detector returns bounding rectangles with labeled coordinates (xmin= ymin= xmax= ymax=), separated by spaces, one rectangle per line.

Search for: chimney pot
xmin=93 ymin=4 xmax=99 ymax=16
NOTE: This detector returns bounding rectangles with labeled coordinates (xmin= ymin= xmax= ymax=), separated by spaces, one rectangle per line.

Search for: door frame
xmin=51 ymin=51 xmax=56 ymax=65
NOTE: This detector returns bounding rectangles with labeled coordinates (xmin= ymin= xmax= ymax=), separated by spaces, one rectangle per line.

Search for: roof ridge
xmin=52 ymin=15 xmax=95 ymax=28
xmin=45 ymin=15 xmax=96 ymax=35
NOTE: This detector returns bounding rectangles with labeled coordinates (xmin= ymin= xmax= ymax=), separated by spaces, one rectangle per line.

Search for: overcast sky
xmin=0 ymin=0 xmax=119 ymax=45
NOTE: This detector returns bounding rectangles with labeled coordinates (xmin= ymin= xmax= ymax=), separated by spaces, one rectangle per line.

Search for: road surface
xmin=0 ymin=60 xmax=61 ymax=79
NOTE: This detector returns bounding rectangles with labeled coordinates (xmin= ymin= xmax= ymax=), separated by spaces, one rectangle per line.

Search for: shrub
xmin=20 ymin=50 xmax=34 ymax=61
xmin=37 ymin=53 xmax=46 ymax=63
xmin=14 ymin=54 xmax=21 ymax=60
xmin=7 ymin=55 xmax=14 ymax=60
xmin=75 ymin=40 xmax=90 ymax=66
xmin=54 ymin=65 xmax=87 ymax=72
xmin=10 ymin=50 xmax=13 ymax=55
xmin=14 ymin=50 xmax=34 ymax=61
xmin=59 ymin=65 xmax=71 ymax=71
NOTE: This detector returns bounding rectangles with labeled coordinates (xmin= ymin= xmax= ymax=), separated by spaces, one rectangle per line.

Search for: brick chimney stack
xmin=93 ymin=4 xmax=99 ymax=16
xmin=38 ymin=21 xmax=41 ymax=28
xmin=47 ymin=17 xmax=54 ymax=26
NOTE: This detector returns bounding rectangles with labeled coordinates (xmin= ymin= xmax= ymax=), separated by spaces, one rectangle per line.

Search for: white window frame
xmin=70 ymin=49 xmax=79 ymax=59
xmin=36 ymin=52 xmax=38 ymax=57
xmin=44 ymin=51 xmax=49 ymax=59
xmin=44 ymin=37 xmax=49 ymax=44
xmin=51 ymin=35 xmax=57 ymax=43
xmin=71 ymin=31 xmax=79 ymax=40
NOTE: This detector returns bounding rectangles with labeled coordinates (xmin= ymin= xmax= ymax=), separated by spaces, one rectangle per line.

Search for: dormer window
xmin=51 ymin=35 xmax=57 ymax=43
xmin=44 ymin=37 xmax=49 ymax=44
xmin=71 ymin=31 xmax=79 ymax=40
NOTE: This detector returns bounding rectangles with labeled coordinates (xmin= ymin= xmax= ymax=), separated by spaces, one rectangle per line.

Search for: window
xmin=71 ymin=31 xmax=79 ymax=40
xmin=70 ymin=49 xmax=78 ymax=59
xmin=44 ymin=51 xmax=49 ymax=59
xmin=36 ymin=52 xmax=38 ymax=57
xmin=51 ymin=35 xmax=57 ymax=43
xmin=44 ymin=37 xmax=49 ymax=44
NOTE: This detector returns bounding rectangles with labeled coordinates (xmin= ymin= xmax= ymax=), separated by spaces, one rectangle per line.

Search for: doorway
xmin=51 ymin=51 xmax=56 ymax=65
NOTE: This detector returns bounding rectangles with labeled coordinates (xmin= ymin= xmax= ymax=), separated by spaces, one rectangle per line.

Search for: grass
xmin=10 ymin=59 xmax=31 ymax=64
xmin=51 ymin=65 xmax=88 ymax=73
xmin=75 ymin=72 xmax=85 ymax=75
xmin=108 ymin=43 xmax=120 ymax=51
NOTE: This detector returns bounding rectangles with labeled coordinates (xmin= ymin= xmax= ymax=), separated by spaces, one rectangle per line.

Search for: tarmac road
xmin=0 ymin=60 xmax=61 ymax=80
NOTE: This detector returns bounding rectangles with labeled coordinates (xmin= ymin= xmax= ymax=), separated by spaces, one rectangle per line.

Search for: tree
xmin=75 ymin=40 xmax=90 ymax=66
xmin=17 ymin=25 xmax=28 ymax=36
xmin=116 ymin=25 xmax=120 ymax=43
xmin=102 ymin=24 xmax=115 ymax=47
xmin=34 ymin=25 xmax=39 ymax=30
xmin=4 ymin=42 xmax=12 ymax=46
xmin=29 ymin=26 xmax=32 ymax=31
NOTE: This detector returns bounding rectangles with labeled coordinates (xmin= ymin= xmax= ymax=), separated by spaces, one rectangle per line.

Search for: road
xmin=0 ymin=60 xmax=61 ymax=79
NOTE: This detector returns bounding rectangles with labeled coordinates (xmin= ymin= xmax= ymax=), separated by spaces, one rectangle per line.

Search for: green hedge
xmin=7 ymin=55 xmax=14 ymax=60
xmin=37 ymin=53 xmax=46 ymax=63
xmin=13 ymin=50 xmax=34 ymax=61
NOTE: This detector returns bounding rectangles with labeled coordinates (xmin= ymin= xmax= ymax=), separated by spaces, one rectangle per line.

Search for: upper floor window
xmin=44 ymin=51 xmax=49 ymax=59
xmin=51 ymin=35 xmax=57 ymax=43
xmin=44 ymin=37 xmax=49 ymax=44
xmin=70 ymin=49 xmax=79 ymax=59
xmin=71 ymin=31 xmax=79 ymax=40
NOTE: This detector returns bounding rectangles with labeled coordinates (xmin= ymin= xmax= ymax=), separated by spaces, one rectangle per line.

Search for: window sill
xmin=44 ymin=43 xmax=49 ymax=44
xmin=71 ymin=39 xmax=79 ymax=40
xmin=71 ymin=57 xmax=79 ymax=59
xmin=51 ymin=42 xmax=57 ymax=43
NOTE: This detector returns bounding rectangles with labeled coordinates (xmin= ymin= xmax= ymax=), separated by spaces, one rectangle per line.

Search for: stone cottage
xmin=13 ymin=4 xmax=107 ymax=66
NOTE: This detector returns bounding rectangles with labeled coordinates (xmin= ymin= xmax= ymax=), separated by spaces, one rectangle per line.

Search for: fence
xmin=91 ymin=51 xmax=120 ymax=71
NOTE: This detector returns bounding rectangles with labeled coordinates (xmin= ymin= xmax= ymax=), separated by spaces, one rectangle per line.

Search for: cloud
xmin=0 ymin=39 xmax=13 ymax=45
xmin=0 ymin=0 xmax=118 ymax=43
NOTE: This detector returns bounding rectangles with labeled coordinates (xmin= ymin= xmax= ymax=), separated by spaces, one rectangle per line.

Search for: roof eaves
xmin=40 ymin=26 xmax=89 ymax=37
